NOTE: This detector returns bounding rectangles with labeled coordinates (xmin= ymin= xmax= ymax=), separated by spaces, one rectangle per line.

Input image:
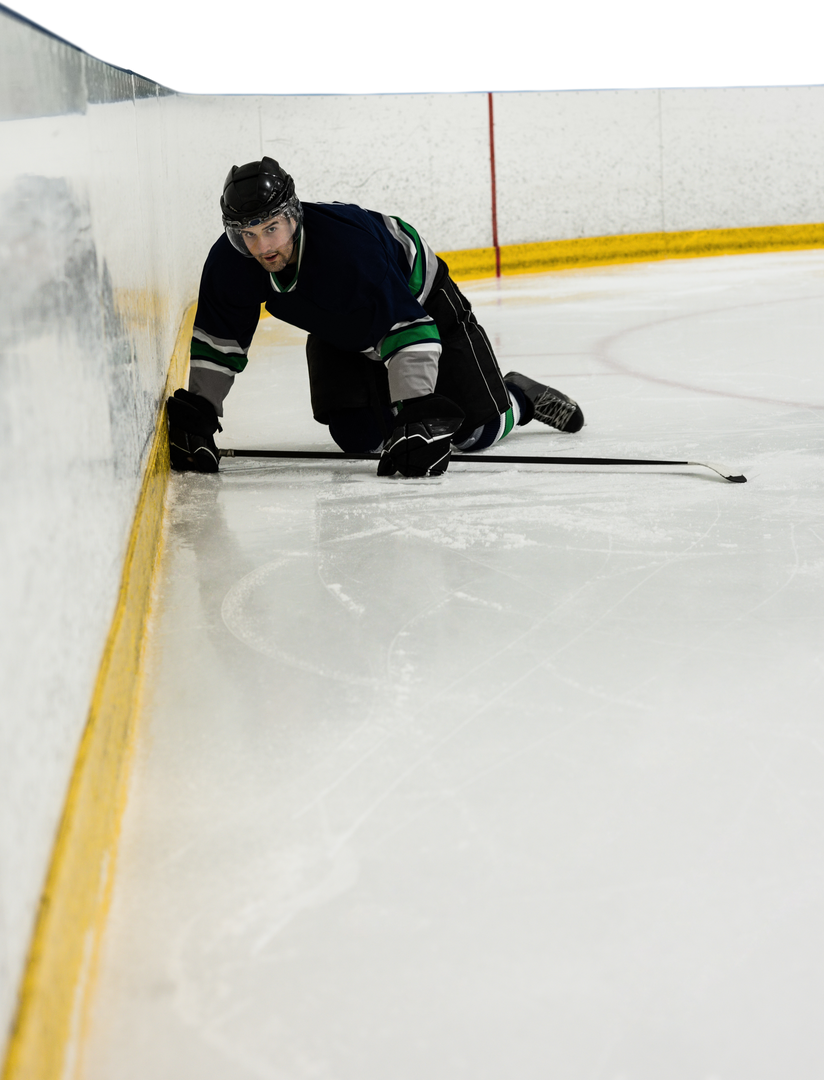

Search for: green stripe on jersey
xmin=395 ymin=217 xmax=425 ymax=298
xmin=380 ymin=322 xmax=441 ymax=360
xmin=190 ymin=340 xmax=249 ymax=373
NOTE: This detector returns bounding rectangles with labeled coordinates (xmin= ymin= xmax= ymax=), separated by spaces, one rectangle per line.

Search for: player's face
xmin=241 ymin=214 xmax=299 ymax=272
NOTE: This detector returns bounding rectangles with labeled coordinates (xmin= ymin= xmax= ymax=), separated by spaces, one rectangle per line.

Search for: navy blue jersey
xmin=190 ymin=202 xmax=442 ymax=406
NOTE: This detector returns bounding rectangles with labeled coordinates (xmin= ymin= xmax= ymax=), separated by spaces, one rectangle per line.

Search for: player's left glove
xmin=377 ymin=393 xmax=464 ymax=478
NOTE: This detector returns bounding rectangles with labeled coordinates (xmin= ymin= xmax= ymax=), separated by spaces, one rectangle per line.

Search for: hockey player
xmin=168 ymin=157 xmax=584 ymax=478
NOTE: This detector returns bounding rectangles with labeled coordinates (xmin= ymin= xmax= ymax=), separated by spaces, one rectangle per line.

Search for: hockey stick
xmin=218 ymin=448 xmax=747 ymax=483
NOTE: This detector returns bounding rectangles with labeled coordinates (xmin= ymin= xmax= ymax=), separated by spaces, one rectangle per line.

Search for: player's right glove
xmin=377 ymin=393 xmax=464 ymax=478
xmin=166 ymin=389 xmax=221 ymax=473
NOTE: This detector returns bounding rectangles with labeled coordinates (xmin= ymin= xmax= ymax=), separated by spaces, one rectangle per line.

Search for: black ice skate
xmin=504 ymin=371 xmax=584 ymax=433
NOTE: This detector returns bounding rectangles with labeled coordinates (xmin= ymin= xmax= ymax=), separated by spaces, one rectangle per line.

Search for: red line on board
xmin=488 ymin=92 xmax=501 ymax=278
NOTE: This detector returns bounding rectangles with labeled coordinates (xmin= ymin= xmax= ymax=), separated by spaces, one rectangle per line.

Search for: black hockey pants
xmin=306 ymin=258 xmax=511 ymax=450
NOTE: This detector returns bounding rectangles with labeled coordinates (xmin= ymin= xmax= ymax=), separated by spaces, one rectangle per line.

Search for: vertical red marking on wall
xmin=488 ymin=91 xmax=501 ymax=278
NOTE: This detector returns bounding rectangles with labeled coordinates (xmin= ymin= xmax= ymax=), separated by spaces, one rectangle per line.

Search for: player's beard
xmin=256 ymin=244 xmax=292 ymax=272
xmin=255 ymin=225 xmax=299 ymax=272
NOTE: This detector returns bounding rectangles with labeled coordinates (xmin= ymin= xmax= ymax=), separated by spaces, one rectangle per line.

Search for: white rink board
xmin=494 ymin=86 xmax=824 ymax=244
xmin=82 ymin=252 xmax=824 ymax=1080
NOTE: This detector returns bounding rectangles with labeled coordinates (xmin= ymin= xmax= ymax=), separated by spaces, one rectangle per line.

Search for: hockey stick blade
xmin=219 ymin=448 xmax=747 ymax=483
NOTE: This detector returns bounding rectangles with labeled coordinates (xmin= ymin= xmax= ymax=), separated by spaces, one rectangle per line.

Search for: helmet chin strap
xmin=284 ymin=218 xmax=302 ymax=265
xmin=272 ymin=218 xmax=304 ymax=278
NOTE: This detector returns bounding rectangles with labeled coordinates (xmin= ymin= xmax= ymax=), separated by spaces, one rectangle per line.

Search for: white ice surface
xmin=81 ymin=253 xmax=824 ymax=1080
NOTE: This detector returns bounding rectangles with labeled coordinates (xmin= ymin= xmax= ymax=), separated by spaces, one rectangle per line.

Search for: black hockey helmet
xmin=220 ymin=157 xmax=301 ymax=255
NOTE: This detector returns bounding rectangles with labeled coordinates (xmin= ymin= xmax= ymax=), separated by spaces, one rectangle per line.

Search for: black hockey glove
xmin=377 ymin=393 xmax=464 ymax=478
xmin=166 ymin=389 xmax=221 ymax=473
